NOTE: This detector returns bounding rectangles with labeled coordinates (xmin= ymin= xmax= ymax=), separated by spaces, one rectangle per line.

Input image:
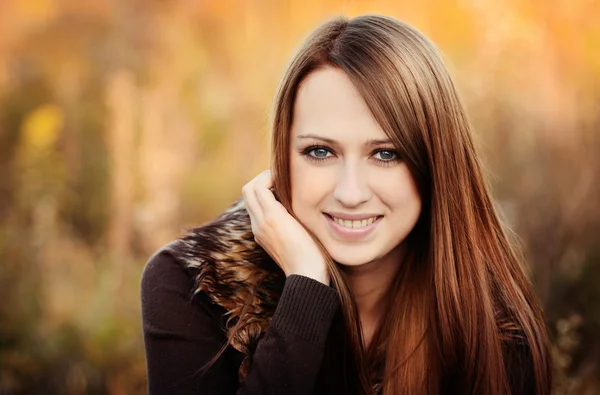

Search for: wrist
xmin=288 ymin=269 xmax=330 ymax=286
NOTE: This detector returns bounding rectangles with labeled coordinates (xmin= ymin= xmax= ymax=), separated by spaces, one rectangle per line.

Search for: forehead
xmin=291 ymin=67 xmax=387 ymax=143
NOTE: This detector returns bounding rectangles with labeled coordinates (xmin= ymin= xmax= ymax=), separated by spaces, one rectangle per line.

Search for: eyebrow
xmin=296 ymin=133 xmax=393 ymax=146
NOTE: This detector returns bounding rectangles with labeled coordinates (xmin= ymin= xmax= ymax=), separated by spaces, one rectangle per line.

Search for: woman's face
xmin=289 ymin=66 xmax=422 ymax=267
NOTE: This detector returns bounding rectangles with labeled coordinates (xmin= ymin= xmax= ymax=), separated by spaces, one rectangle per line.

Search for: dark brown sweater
xmin=141 ymin=248 xmax=535 ymax=395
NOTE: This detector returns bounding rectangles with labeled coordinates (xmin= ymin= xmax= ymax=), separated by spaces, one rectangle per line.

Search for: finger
xmin=255 ymin=184 xmax=282 ymax=214
xmin=259 ymin=169 xmax=274 ymax=189
xmin=242 ymin=181 xmax=264 ymax=223
xmin=254 ymin=171 xmax=281 ymax=212
xmin=259 ymin=170 xmax=281 ymax=200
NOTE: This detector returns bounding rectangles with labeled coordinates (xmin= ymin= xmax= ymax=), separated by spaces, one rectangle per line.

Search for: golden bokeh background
xmin=0 ymin=1 xmax=598 ymax=394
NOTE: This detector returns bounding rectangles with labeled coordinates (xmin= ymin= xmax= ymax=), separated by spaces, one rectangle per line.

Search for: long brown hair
xmin=270 ymin=14 xmax=553 ymax=395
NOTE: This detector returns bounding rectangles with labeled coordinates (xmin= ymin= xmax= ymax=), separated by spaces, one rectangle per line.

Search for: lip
xmin=325 ymin=212 xmax=382 ymax=221
xmin=323 ymin=213 xmax=383 ymax=240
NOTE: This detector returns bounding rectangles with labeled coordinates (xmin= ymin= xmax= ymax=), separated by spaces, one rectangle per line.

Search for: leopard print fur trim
xmin=166 ymin=198 xmax=286 ymax=381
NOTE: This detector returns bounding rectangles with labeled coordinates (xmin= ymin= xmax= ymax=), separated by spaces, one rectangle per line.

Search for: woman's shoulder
xmin=142 ymin=241 xmax=197 ymax=292
xmin=141 ymin=223 xmax=237 ymax=297
xmin=141 ymin=242 xmax=246 ymax=394
xmin=140 ymin=226 xmax=279 ymax=321
xmin=140 ymin=241 xmax=227 ymax=323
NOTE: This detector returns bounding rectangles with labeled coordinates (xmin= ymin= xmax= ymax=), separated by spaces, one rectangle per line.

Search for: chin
xmin=326 ymin=246 xmax=379 ymax=267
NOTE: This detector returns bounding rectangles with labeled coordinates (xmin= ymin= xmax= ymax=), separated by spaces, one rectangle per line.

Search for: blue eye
xmin=302 ymin=146 xmax=334 ymax=161
xmin=374 ymin=150 xmax=398 ymax=161
xmin=311 ymin=148 xmax=331 ymax=158
xmin=300 ymin=145 xmax=400 ymax=165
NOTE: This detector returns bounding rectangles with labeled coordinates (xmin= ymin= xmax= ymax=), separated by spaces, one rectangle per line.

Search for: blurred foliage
xmin=0 ymin=0 xmax=599 ymax=394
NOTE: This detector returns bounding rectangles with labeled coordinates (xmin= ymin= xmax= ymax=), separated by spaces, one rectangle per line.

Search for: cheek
xmin=290 ymin=157 xmax=322 ymax=216
xmin=376 ymin=167 xmax=422 ymax=213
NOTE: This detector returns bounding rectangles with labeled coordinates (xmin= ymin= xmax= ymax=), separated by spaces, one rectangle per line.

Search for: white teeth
xmin=331 ymin=216 xmax=379 ymax=228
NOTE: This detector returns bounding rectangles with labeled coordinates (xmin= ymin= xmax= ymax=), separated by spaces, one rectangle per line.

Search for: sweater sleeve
xmin=141 ymin=249 xmax=340 ymax=395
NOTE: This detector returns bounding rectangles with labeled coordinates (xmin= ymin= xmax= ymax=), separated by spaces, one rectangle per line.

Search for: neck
xmin=341 ymin=243 xmax=405 ymax=341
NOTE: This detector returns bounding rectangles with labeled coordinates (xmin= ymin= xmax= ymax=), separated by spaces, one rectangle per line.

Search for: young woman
xmin=141 ymin=14 xmax=553 ymax=394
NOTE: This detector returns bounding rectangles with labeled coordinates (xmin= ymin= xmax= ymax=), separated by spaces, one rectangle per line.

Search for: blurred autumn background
xmin=0 ymin=0 xmax=598 ymax=394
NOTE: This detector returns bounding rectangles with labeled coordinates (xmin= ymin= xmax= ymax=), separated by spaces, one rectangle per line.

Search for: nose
xmin=333 ymin=162 xmax=372 ymax=208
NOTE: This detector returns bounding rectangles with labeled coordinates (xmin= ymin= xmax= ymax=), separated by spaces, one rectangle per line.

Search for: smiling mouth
xmin=324 ymin=213 xmax=383 ymax=229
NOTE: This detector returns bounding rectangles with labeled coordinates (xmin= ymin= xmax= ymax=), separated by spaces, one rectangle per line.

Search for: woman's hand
xmin=242 ymin=170 xmax=330 ymax=285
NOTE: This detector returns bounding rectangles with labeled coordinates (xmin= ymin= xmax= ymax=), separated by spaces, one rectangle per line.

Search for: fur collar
xmin=165 ymin=198 xmax=387 ymax=392
xmin=166 ymin=198 xmax=286 ymax=380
